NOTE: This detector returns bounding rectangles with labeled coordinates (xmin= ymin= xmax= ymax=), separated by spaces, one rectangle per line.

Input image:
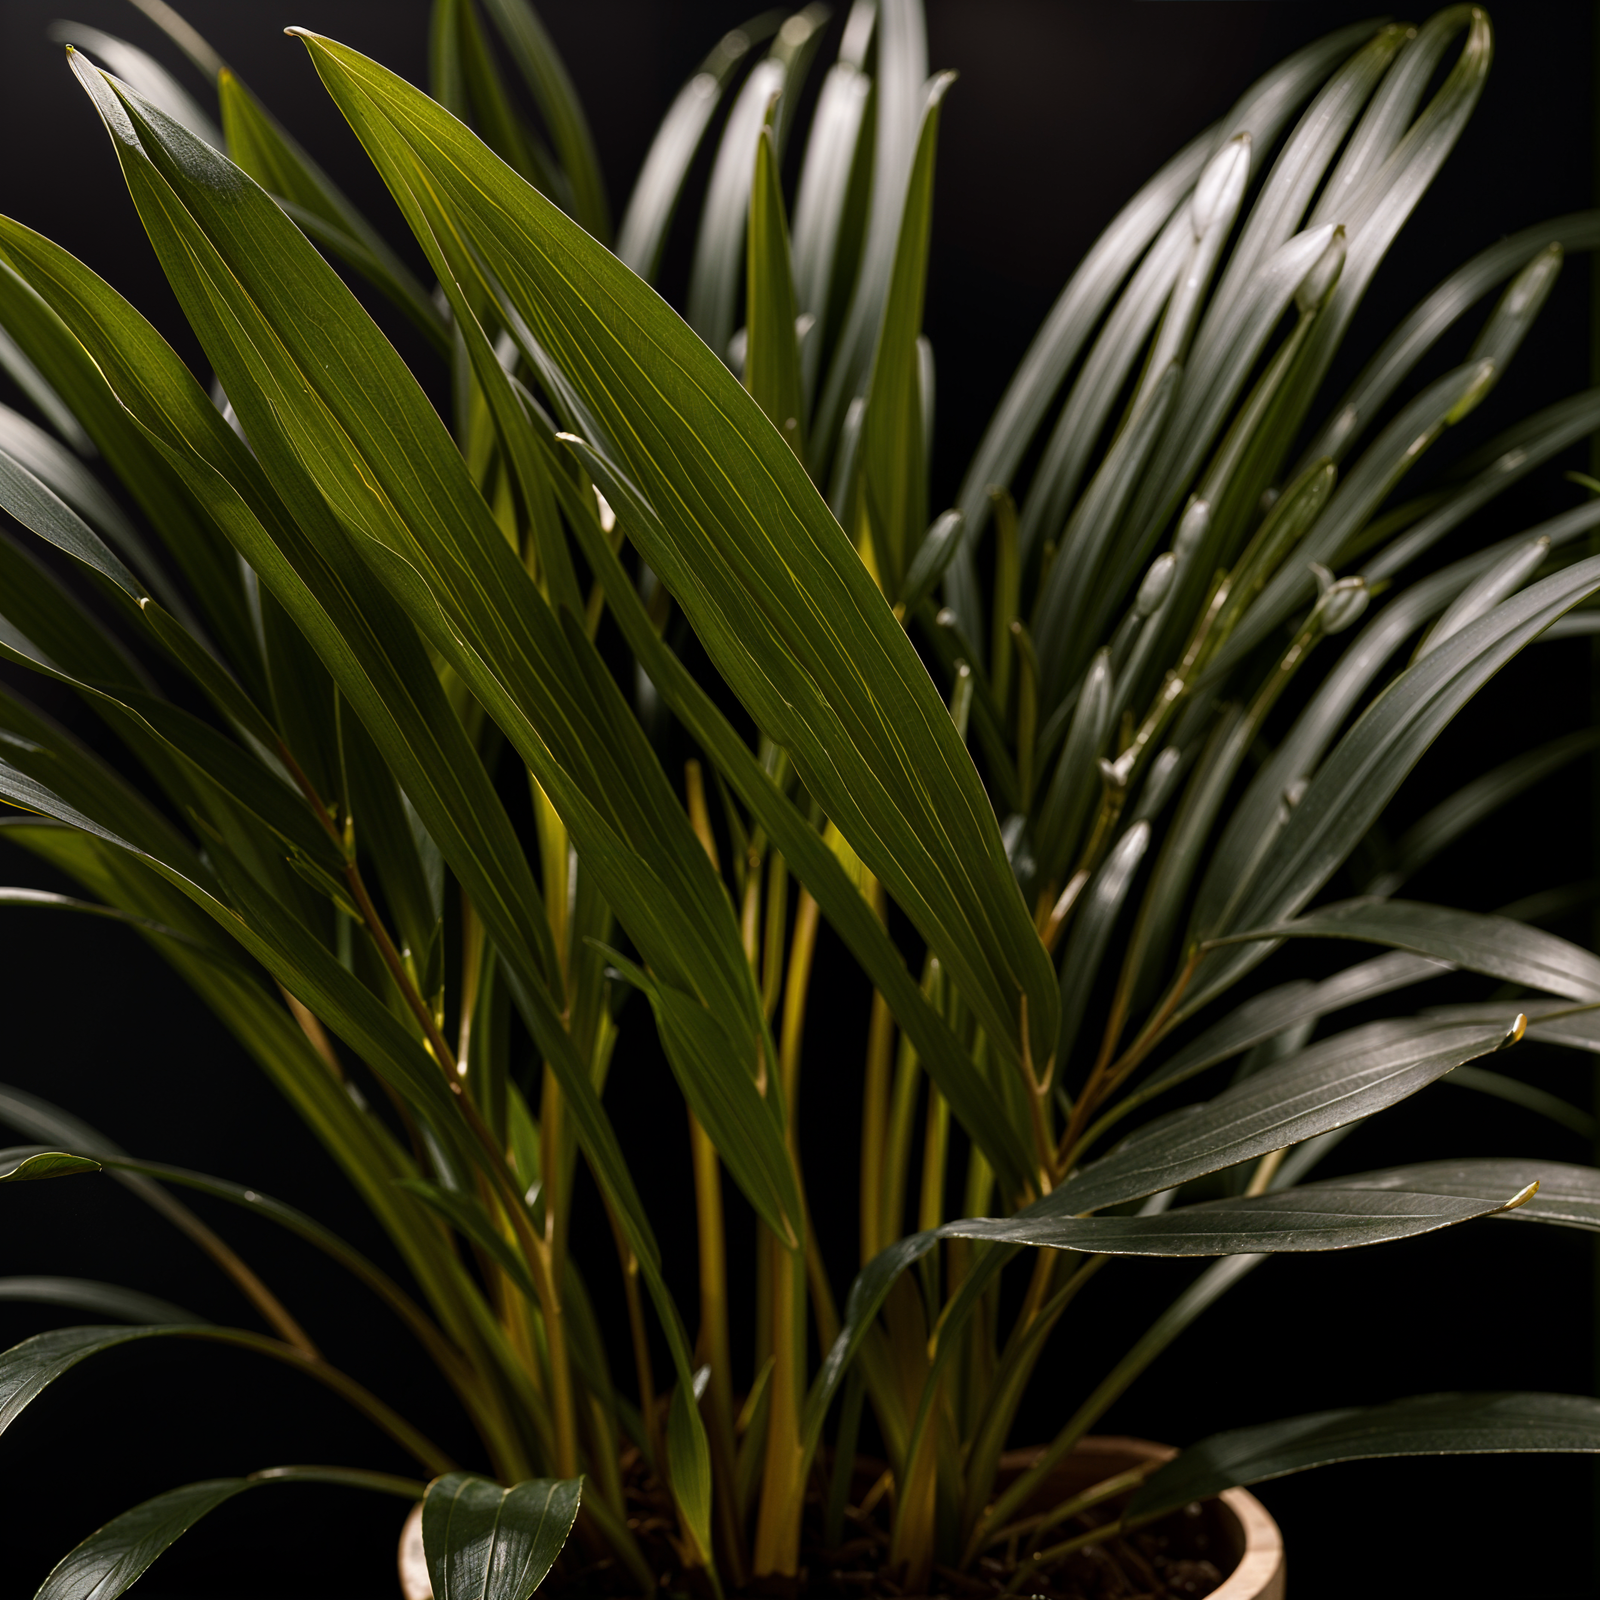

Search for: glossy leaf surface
xmin=294 ymin=32 xmax=1060 ymax=1073
xmin=1130 ymin=1392 xmax=1600 ymax=1522
xmin=422 ymin=1472 xmax=582 ymax=1600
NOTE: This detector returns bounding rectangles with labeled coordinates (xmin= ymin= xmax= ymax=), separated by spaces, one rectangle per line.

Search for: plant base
xmin=396 ymin=1437 xmax=1283 ymax=1600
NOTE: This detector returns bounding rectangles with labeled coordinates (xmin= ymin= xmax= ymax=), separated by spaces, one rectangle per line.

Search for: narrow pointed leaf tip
xmin=290 ymin=31 xmax=1060 ymax=1073
xmin=0 ymin=1149 xmax=101 ymax=1181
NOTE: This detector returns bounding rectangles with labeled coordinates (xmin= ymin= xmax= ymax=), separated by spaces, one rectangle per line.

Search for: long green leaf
xmin=0 ymin=254 xmax=259 ymax=688
xmin=1221 ymin=898 xmax=1600 ymax=1003
xmin=0 ymin=1275 xmax=200 ymax=1324
xmin=551 ymin=433 xmax=1034 ymax=1192
xmin=688 ymin=55 xmax=786 ymax=363
xmin=218 ymin=69 xmax=448 ymax=352
xmin=810 ymin=0 xmax=927 ymax=475
xmin=295 ymin=31 xmax=1061 ymax=1074
xmin=949 ymin=19 xmax=1383 ymax=638
xmin=1187 ymin=554 xmax=1600 ymax=1013
xmin=616 ymin=16 xmax=781 ymax=283
xmin=422 ymin=1472 xmax=582 ymax=1600
xmin=0 ymin=401 xmax=190 ymax=622
xmin=76 ymin=64 xmax=788 ymax=1185
xmin=1129 ymin=1392 xmax=1600 ymax=1523
xmin=746 ymin=118 xmax=805 ymax=453
xmin=1322 ymin=1158 xmax=1600 ymax=1231
xmin=34 ymin=1468 xmax=422 ymax=1600
xmin=50 ymin=23 xmax=221 ymax=147
xmin=1 ymin=155 xmax=708 ymax=1504
xmin=0 ymin=1324 xmax=451 ymax=1472
xmin=946 ymin=1172 xmax=1532 ymax=1256
xmin=858 ymin=72 xmax=952 ymax=588
xmin=0 ymin=1151 xmax=103 ymax=1182
xmin=475 ymin=0 xmax=609 ymax=241
xmin=1015 ymin=1019 xmax=1511 ymax=1223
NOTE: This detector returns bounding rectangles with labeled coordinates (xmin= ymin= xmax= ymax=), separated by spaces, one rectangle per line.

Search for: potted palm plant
xmin=2 ymin=2 xmax=1600 ymax=1596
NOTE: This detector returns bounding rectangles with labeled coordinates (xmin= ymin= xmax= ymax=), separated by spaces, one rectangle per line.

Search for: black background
xmin=0 ymin=1 xmax=1596 ymax=1596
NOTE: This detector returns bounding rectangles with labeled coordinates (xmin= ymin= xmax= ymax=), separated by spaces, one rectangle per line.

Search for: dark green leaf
xmin=948 ymin=1171 xmax=1532 ymax=1256
xmin=0 ymin=1150 xmax=101 ymax=1182
xmin=35 ymin=1467 xmax=422 ymax=1600
xmin=746 ymin=122 xmax=805 ymax=454
xmin=1129 ymin=1392 xmax=1600 ymax=1523
xmin=293 ymin=33 xmax=1061 ymax=1074
xmin=422 ymin=1472 xmax=582 ymax=1600
xmin=1220 ymin=898 xmax=1600 ymax=1003
xmin=1189 ymin=555 xmax=1600 ymax=1013
xmin=0 ymin=1274 xmax=199 ymax=1325
xmin=1137 ymin=951 xmax=1447 ymax=1104
xmin=398 ymin=1179 xmax=538 ymax=1299
xmin=600 ymin=949 xmax=802 ymax=1247
xmin=0 ymin=1322 xmax=451 ymax=1472
xmin=53 ymin=25 xmax=221 ymax=147
xmin=0 ymin=241 xmax=262 ymax=682
xmin=1048 ymin=1019 xmax=1512 ymax=1219
xmin=1324 ymin=1158 xmax=1600 ymax=1232
xmin=218 ymin=69 xmax=447 ymax=352
xmin=551 ymin=433 xmax=1033 ymax=1193
xmin=475 ymin=0 xmax=610 ymax=241
xmin=859 ymin=73 xmax=952 ymax=589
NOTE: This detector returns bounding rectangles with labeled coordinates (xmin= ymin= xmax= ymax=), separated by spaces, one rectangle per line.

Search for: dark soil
xmin=543 ymin=1448 xmax=1229 ymax=1600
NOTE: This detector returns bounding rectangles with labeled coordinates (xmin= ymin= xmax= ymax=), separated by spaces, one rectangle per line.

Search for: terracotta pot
xmin=395 ymin=1434 xmax=1285 ymax=1599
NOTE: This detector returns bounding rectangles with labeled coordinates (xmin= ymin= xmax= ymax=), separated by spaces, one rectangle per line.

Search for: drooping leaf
xmin=1129 ymin=1392 xmax=1600 ymax=1524
xmin=422 ymin=1472 xmax=582 ymax=1600
xmin=1007 ymin=1019 xmax=1514 ymax=1229
xmin=946 ymin=1170 xmax=1533 ymax=1256
xmin=0 ymin=1323 xmax=451 ymax=1472
xmin=0 ymin=1150 xmax=102 ymax=1182
xmin=1221 ymin=898 xmax=1600 ymax=1004
xmin=34 ymin=1468 xmax=422 ymax=1600
xmin=0 ymin=1274 xmax=198 ymax=1325
xmin=1326 ymin=1158 xmax=1600 ymax=1232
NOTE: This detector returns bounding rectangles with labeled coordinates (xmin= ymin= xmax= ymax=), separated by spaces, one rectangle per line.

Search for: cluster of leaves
xmin=1 ymin=2 xmax=1600 ymax=1597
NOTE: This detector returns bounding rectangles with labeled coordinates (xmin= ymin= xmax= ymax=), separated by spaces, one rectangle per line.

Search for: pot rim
xmin=397 ymin=1434 xmax=1286 ymax=1600
xmin=999 ymin=1434 xmax=1283 ymax=1600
